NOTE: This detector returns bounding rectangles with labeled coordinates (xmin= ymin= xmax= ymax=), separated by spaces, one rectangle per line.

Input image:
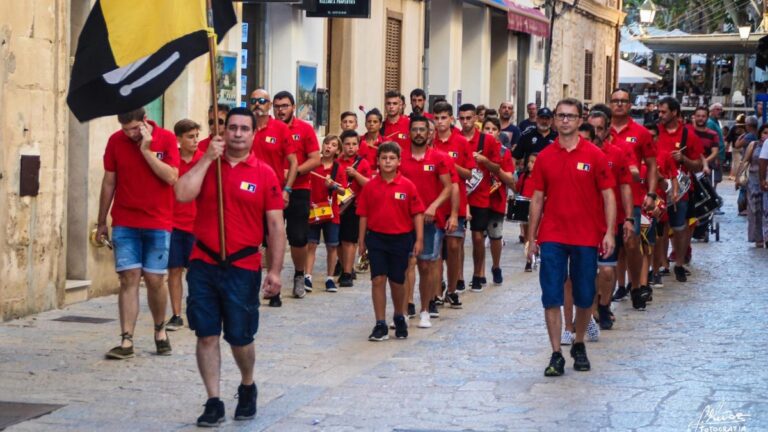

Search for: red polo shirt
xmin=173 ymin=150 xmax=204 ymax=232
xmin=357 ymin=173 xmax=425 ymax=235
xmin=657 ymin=122 xmax=703 ymax=201
xmin=284 ymin=117 xmax=319 ymax=190
xmin=489 ymin=147 xmax=515 ymax=215
xmin=337 ymin=154 xmax=372 ymax=196
xmin=400 ymin=146 xmax=451 ymax=226
xmin=517 ymin=171 xmax=535 ymax=198
xmin=600 ymin=142 xmax=633 ymax=227
xmin=530 ymin=137 xmax=616 ymax=247
xmin=360 ymin=133 xmax=383 ymax=167
xmin=198 ymin=135 xmax=212 ymax=153
xmin=611 ymin=118 xmax=655 ymax=206
xmin=465 ymin=130 xmax=502 ymax=208
xmin=382 ymin=115 xmax=410 ymax=152
xmin=252 ymin=116 xmax=292 ymax=186
xmin=309 ymin=161 xmax=348 ymax=224
xmin=433 ymin=130 xmax=475 ymax=218
xmin=103 ymin=120 xmax=180 ymax=231
xmin=190 ymin=154 xmax=283 ymax=271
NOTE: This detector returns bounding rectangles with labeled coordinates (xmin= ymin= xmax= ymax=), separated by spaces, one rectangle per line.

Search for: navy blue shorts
xmin=186 ymin=260 xmax=261 ymax=346
xmin=308 ymin=222 xmax=340 ymax=246
xmin=365 ymin=230 xmax=414 ymax=284
xmin=539 ymin=242 xmax=598 ymax=309
xmin=168 ymin=228 xmax=196 ymax=269
xmin=597 ymin=234 xmax=623 ymax=267
xmin=339 ymin=205 xmax=360 ymax=243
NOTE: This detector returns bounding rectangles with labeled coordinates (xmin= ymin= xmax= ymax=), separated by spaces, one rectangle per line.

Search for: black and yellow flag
xmin=67 ymin=0 xmax=237 ymax=122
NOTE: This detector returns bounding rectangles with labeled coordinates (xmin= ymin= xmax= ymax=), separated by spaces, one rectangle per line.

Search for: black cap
xmin=537 ymin=107 xmax=553 ymax=118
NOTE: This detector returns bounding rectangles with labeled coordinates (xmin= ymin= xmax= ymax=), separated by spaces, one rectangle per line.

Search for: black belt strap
xmin=196 ymin=241 xmax=260 ymax=269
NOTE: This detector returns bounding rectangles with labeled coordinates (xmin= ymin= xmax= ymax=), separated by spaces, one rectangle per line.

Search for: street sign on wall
xmin=306 ymin=0 xmax=371 ymax=18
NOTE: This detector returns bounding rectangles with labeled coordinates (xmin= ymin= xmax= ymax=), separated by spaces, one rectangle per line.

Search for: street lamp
xmin=738 ymin=25 xmax=751 ymax=41
xmin=638 ymin=0 xmax=657 ymax=25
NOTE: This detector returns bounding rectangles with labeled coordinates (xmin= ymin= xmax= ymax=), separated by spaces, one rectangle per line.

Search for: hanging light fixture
xmin=639 ymin=0 xmax=657 ymax=25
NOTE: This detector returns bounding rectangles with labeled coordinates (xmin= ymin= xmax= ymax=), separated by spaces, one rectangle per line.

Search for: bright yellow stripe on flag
xmin=101 ymin=0 xmax=207 ymax=67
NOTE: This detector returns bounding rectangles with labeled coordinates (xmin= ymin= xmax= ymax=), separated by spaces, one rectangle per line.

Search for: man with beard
xmin=498 ymin=101 xmax=521 ymax=148
xmin=513 ymin=107 xmax=557 ymax=165
xmin=519 ymin=102 xmax=538 ymax=133
xmin=410 ymin=88 xmax=434 ymax=119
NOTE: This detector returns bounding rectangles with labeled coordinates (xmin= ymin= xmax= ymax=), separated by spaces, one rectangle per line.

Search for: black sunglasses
xmin=250 ymin=97 xmax=270 ymax=105
xmin=208 ymin=119 xmax=225 ymax=126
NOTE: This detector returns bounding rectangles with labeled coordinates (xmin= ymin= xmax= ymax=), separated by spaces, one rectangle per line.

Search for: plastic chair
xmin=732 ymin=91 xmax=746 ymax=106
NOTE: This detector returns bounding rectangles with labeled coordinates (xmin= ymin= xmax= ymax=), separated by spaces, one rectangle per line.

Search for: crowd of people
xmin=96 ymin=85 xmax=764 ymax=426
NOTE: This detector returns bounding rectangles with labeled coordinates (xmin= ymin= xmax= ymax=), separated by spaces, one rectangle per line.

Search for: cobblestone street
xmin=1 ymin=184 xmax=766 ymax=431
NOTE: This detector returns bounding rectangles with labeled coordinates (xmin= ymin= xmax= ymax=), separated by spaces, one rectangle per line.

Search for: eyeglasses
xmin=208 ymin=119 xmax=225 ymax=126
xmin=250 ymin=97 xmax=269 ymax=105
xmin=555 ymin=113 xmax=580 ymax=122
xmin=273 ymin=103 xmax=292 ymax=111
xmin=610 ymin=99 xmax=630 ymax=105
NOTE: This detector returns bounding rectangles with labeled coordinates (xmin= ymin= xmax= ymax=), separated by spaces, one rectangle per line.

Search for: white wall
xmin=428 ymin=0 xmax=463 ymax=99
xmin=461 ymin=4 xmax=491 ymax=105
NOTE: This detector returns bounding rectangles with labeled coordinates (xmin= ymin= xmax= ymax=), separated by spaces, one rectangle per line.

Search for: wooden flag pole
xmin=206 ymin=0 xmax=227 ymax=260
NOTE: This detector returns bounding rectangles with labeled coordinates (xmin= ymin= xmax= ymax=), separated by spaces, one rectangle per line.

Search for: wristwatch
xmin=646 ymin=192 xmax=657 ymax=200
xmin=283 ymin=186 xmax=293 ymax=194
xmin=624 ymin=217 xmax=635 ymax=223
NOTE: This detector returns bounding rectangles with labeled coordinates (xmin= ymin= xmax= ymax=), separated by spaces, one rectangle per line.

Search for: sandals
xmin=105 ymin=332 xmax=135 ymax=360
xmin=154 ymin=323 xmax=172 ymax=356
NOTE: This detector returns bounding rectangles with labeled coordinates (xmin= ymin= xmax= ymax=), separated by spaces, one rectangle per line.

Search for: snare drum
xmin=509 ymin=196 xmax=531 ymax=222
xmin=466 ymin=168 xmax=483 ymax=195
xmin=309 ymin=201 xmax=334 ymax=224
xmin=336 ymin=187 xmax=355 ymax=214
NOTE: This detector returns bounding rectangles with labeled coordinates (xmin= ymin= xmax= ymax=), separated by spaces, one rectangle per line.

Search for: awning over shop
xmin=639 ymin=33 xmax=765 ymax=55
xmin=618 ymin=59 xmax=661 ymax=84
xmin=505 ymin=1 xmax=550 ymax=38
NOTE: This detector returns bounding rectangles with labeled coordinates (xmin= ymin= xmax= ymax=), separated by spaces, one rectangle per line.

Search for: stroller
xmin=690 ymin=171 xmax=722 ymax=242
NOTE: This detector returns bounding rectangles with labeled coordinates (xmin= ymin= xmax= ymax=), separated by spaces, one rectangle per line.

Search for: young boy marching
xmin=357 ymin=142 xmax=424 ymax=341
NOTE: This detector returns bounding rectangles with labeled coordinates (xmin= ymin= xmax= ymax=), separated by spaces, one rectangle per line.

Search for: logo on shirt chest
xmin=265 ymin=136 xmax=276 ymax=144
xmin=532 ymin=137 xmax=538 ymax=144
xmin=395 ymin=192 xmax=407 ymax=200
xmin=398 ymin=133 xmax=406 ymax=140
xmin=608 ymin=161 xmax=613 ymax=168
xmin=423 ymin=164 xmax=436 ymax=172
xmin=576 ymin=162 xmax=591 ymax=172
xmin=449 ymin=151 xmax=458 ymax=159
xmin=155 ymin=152 xmax=165 ymax=160
xmin=292 ymin=134 xmax=300 ymax=141
xmin=626 ymin=137 xmax=638 ymax=143
xmin=240 ymin=181 xmax=257 ymax=193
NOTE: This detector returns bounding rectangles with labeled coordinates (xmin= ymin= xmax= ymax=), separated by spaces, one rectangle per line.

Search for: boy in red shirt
xmin=305 ymin=136 xmax=347 ymax=293
xmin=361 ymin=109 xmax=384 ymax=167
xmin=382 ymin=91 xmax=411 ymax=151
xmin=166 ymin=120 xmax=203 ymax=331
xmin=337 ymin=130 xmax=372 ymax=287
xmin=516 ymin=154 xmax=537 ymax=271
xmin=357 ymin=142 xmax=425 ymax=341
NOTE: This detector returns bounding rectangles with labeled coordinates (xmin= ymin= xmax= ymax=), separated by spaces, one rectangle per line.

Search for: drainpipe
xmin=613 ymin=0 xmax=622 ymax=100
xmin=424 ymin=0 xmax=431 ymax=100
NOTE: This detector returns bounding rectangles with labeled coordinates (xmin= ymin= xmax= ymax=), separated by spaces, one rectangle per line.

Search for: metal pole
xmin=672 ymin=54 xmax=678 ymax=100
xmin=206 ymin=0 xmax=226 ymax=260
xmin=543 ymin=1 xmax=556 ymax=107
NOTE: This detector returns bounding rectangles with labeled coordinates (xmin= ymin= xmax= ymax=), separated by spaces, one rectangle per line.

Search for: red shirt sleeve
xmin=595 ymin=152 xmax=615 ymax=191
xmin=684 ymin=126 xmax=704 ymax=161
xmin=529 ymin=158 xmax=545 ymax=193
xmin=640 ymin=127 xmax=656 ymax=161
xmin=104 ymin=137 xmax=117 ymax=172
xmin=263 ymin=165 xmax=284 ymax=211
xmin=305 ymin=125 xmax=320 ymax=155
xmin=162 ymin=132 xmax=180 ymax=168
xmin=408 ymin=182 xmax=426 ymax=216
xmin=487 ymin=135 xmax=502 ymax=163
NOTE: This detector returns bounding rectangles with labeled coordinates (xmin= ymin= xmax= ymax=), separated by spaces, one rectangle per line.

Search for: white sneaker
xmin=586 ymin=318 xmax=600 ymax=342
xmin=418 ymin=311 xmax=432 ymax=328
xmin=561 ymin=330 xmax=575 ymax=345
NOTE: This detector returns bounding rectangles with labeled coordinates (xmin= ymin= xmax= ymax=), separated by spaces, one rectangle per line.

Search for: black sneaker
xmin=640 ymin=285 xmax=653 ymax=302
xmin=674 ymin=265 xmax=687 ymax=282
xmin=612 ymin=285 xmax=629 ymax=302
xmin=339 ymin=272 xmax=354 ymax=288
xmin=333 ymin=260 xmax=342 ymax=277
xmin=651 ymin=273 xmax=664 ymax=288
xmin=492 ymin=267 xmax=503 ymax=285
xmin=630 ymin=288 xmax=646 ymax=311
xmin=393 ymin=315 xmax=408 ymax=339
xmin=446 ymin=292 xmax=463 ymax=309
xmin=544 ymin=351 xmax=565 ymax=377
xmin=166 ymin=315 xmax=184 ymax=331
xmin=434 ymin=295 xmax=444 ymax=307
xmin=234 ymin=383 xmax=257 ymax=421
xmin=659 ymin=267 xmax=671 ymax=277
xmin=368 ymin=322 xmax=389 ymax=341
xmin=524 ymin=261 xmax=532 ymax=272
xmin=440 ymin=280 xmax=448 ymax=302
xmin=197 ymin=397 xmax=225 ymax=427
xmin=267 ymin=294 xmax=282 ymax=308
xmin=428 ymin=300 xmax=439 ymax=318
xmin=407 ymin=303 xmax=416 ymax=318
xmin=456 ymin=280 xmax=466 ymax=293
xmin=479 ymin=276 xmax=487 ymax=286
xmin=570 ymin=342 xmax=591 ymax=371
xmin=470 ymin=276 xmax=483 ymax=292
xmin=597 ymin=304 xmax=613 ymax=330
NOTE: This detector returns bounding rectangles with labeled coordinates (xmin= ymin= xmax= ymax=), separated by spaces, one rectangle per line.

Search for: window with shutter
xmin=385 ymin=16 xmax=402 ymax=92
xmin=584 ymin=50 xmax=593 ymax=101
xmin=605 ymin=56 xmax=613 ymax=103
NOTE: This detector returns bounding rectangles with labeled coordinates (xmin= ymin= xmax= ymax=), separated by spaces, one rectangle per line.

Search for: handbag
xmin=735 ymin=141 xmax=755 ymax=188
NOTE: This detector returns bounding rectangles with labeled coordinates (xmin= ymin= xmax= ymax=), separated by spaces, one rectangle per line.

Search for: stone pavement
xmin=1 ymin=184 xmax=766 ymax=431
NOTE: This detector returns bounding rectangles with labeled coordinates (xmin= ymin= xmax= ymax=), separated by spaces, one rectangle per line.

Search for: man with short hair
xmin=97 ymin=108 xmax=179 ymax=359
xmin=656 ymin=96 xmax=703 ymax=282
xmin=707 ymin=103 xmax=725 ymax=194
xmin=512 ymin=107 xmax=557 ymax=165
xmin=340 ymin=111 xmax=358 ymax=132
xmin=519 ymin=102 xmax=538 ymax=133
xmin=383 ymin=90 xmax=411 ymax=150
xmin=498 ymin=101 xmax=521 ymax=148
xmin=458 ymin=104 xmax=502 ymax=293
xmin=175 ymin=107 xmax=285 ymax=426
xmin=199 ymin=104 xmax=230 ymax=153
xmin=410 ymin=88 xmax=434 ymax=119
xmin=528 ymin=98 xmax=616 ymax=377
xmin=273 ymin=90 xmax=322 ymax=301
xmin=249 ymin=89 xmax=297 ymax=307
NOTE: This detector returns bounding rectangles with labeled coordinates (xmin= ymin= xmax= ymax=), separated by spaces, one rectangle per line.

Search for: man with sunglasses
xmin=249 ymin=89 xmax=297 ymax=306
xmin=273 ymin=90 xmax=321 ymax=302
xmin=199 ymin=104 xmax=230 ymax=153
xmin=608 ymin=88 xmax=657 ymax=302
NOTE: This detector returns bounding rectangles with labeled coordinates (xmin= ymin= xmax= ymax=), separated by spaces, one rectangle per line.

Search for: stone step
xmin=64 ymin=279 xmax=90 ymax=305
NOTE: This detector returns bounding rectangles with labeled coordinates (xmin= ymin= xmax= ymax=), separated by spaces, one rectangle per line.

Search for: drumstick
xmin=310 ymin=170 xmax=344 ymax=188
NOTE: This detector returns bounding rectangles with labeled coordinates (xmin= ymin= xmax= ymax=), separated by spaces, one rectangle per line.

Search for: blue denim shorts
xmin=444 ymin=217 xmax=467 ymax=238
xmin=539 ymin=242 xmax=598 ymax=309
xmin=186 ymin=260 xmax=261 ymax=346
xmin=112 ymin=226 xmax=171 ymax=274
xmin=308 ymin=222 xmax=340 ymax=246
xmin=668 ymin=199 xmax=689 ymax=231
xmin=168 ymin=228 xmax=196 ymax=269
xmin=418 ymin=222 xmax=445 ymax=262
